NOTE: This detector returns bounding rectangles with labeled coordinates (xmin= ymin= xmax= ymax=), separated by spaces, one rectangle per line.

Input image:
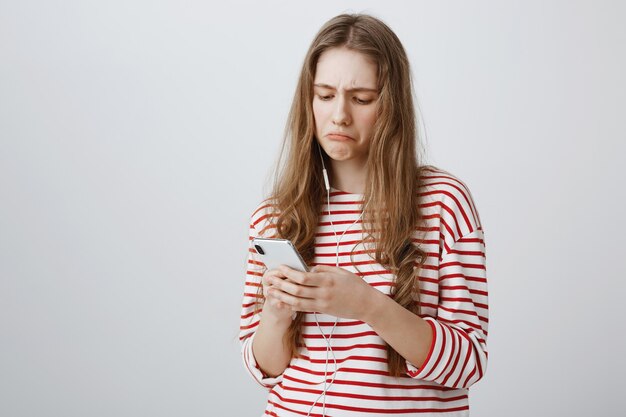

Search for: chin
xmin=325 ymin=149 xmax=353 ymax=161
xmin=323 ymin=142 xmax=354 ymax=159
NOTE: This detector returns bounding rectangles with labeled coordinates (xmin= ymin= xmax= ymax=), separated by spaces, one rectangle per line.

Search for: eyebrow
xmin=313 ymin=83 xmax=379 ymax=93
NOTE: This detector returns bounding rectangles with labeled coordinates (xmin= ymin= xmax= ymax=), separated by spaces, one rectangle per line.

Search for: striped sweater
xmin=239 ymin=166 xmax=489 ymax=416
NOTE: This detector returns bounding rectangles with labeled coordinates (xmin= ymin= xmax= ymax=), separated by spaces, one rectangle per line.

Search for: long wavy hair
xmin=255 ymin=13 xmax=428 ymax=378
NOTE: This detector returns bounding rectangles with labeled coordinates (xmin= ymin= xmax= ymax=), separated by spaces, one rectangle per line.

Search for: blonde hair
xmin=256 ymin=13 xmax=427 ymax=378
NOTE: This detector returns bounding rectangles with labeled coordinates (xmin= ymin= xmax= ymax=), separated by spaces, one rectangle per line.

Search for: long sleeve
xmin=242 ymin=168 xmax=487 ymax=415
xmin=238 ymin=204 xmax=283 ymax=389
xmin=406 ymin=228 xmax=489 ymax=388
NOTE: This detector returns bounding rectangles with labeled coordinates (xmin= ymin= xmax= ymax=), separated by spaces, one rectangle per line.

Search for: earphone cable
xmin=306 ymin=158 xmax=365 ymax=416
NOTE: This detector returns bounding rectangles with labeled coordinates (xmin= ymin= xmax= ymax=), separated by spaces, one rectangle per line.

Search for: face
xmin=312 ymin=47 xmax=379 ymax=166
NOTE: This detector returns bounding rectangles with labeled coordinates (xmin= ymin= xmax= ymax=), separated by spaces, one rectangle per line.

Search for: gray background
xmin=1 ymin=1 xmax=625 ymax=416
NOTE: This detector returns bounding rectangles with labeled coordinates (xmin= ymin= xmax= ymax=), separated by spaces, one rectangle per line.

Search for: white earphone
xmin=306 ymin=142 xmax=365 ymax=417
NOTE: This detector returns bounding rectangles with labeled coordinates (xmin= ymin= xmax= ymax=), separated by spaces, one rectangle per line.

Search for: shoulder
xmin=417 ymin=165 xmax=483 ymax=240
xmin=249 ymin=198 xmax=280 ymax=238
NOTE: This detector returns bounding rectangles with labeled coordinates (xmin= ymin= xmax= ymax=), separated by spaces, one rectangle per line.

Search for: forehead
xmin=314 ymin=47 xmax=378 ymax=89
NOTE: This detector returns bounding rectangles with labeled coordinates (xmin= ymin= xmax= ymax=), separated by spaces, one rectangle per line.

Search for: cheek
xmin=312 ymin=103 xmax=333 ymax=136
xmin=312 ymin=101 xmax=329 ymax=124
xmin=358 ymin=109 xmax=378 ymax=131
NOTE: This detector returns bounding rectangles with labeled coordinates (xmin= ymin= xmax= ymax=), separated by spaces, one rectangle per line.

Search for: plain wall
xmin=1 ymin=1 xmax=625 ymax=416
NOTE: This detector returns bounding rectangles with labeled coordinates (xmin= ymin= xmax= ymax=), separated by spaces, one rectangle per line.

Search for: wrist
xmin=261 ymin=306 xmax=294 ymax=328
xmin=361 ymin=286 xmax=388 ymax=325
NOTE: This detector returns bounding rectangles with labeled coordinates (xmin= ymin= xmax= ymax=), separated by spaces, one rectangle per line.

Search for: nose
xmin=331 ymin=95 xmax=351 ymax=126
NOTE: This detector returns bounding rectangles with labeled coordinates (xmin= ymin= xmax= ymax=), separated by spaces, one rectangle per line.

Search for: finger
xmin=312 ymin=264 xmax=343 ymax=274
xmin=265 ymin=268 xmax=287 ymax=279
xmin=270 ymin=276 xmax=317 ymax=299
xmin=265 ymin=290 xmax=291 ymax=310
xmin=310 ymin=264 xmax=328 ymax=273
xmin=263 ymin=273 xmax=295 ymax=286
xmin=268 ymin=287 xmax=315 ymax=312
xmin=278 ymin=264 xmax=316 ymax=286
xmin=262 ymin=269 xmax=285 ymax=286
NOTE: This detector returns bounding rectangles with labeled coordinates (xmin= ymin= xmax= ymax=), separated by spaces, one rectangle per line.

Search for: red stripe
xmin=329 ymin=190 xmax=361 ymax=198
xmin=315 ymin=239 xmax=363 ymax=247
xmin=440 ymin=297 xmax=488 ymax=310
xmin=446 ymin=249 xmax=485 ymax=257
xmin=315 ymin=249 xmax=375 ymax=257
xmin=321 ymin=209 xmax=364 ymax=216
xmin=253 ymin=212 xmax=278 ymax=228
xmin=439 ymin=261 xmax=486 ymax=271
xmin=281 ymin=384 xmax=468 ymax=402
xmin=438 ymin=305 xmax=489 ymax=324
xmin=240 ymin=310 xmax=255 ymax=320
xmin=420 ymin=289 xmax=438 ymax=297
xmin=437 ymin=318 xmax=484 ymax=333
xmin=251 ymin=201 xmax=275 ymax=218
xmin=302 ymin=343 xmax=387 ymax=352
xmin=239 ymin=319 xmax=259 ymax=331
xmin=299 ymin=353 xmax=387 ymax=365
xmin=419 ymin=301 xmax=439 ymax=310
xmin=269 ymin=395 xmax=470 ymax=414
xmin=322 ymin=199 xmax=364 ymax=205
xmin=439 ymin=272 xmax=487 ymax=284
xmin=302 ymin=330 xmax=379 ymax=339
xmin=412 ymin=238 xmax=440 ymax=245
xmin=267 ymin=400 xmax=324 ymax=417
xmin=289 ymin=364 xmax=389 ymax=377
xmin=316 ymin=229 xmax=365 ymax=237
xmin=457 ymin=236 xmax=484 ymax=244
xmin=258 ymin=225 xmax=277 ymax=235
xmin=283 ymin=373 xmax=457 ymax=391
xmin=242 ymin=292 xmax=262 ymax=299
xmin=369 ymin=281 xmax=395 ymax=288
xmin=302 ymin=320 xmax=364 ymax=327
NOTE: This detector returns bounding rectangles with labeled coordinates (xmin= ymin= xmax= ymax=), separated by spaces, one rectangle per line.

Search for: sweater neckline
xmin=329 ymin=186 xmax=364 ymax=197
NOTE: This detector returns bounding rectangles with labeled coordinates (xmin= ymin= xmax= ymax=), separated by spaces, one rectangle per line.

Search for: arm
xmin=262 ymin=230 xmax=488 ymax=389
xmin=239 ymin=206 xmax=292 ymax=388
xmin=362 ymin=288 xmax=434 ymax=370
xmin=364 ymin=229 xmax=488 ymax=389
xmin=409 ymin=229 xmax=488 ymax=388
xmin=250 ymin=285 xmax=293 ymax=378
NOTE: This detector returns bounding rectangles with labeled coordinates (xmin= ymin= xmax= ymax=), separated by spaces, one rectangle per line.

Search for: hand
xmin=265 ymin=264 xmax=378 ymax=321
xmin=261 ymin=268 xmax=296 ymax=321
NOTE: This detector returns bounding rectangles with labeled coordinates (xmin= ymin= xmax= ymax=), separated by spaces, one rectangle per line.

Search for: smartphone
xmin=251 ymin=238 xmax=309 ymax=272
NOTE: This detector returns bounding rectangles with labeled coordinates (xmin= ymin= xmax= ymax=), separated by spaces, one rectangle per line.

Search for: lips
xmin=326 ymin=132 xmax=354 ymax=141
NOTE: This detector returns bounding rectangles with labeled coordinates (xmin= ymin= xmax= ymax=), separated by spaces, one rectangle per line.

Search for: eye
xmin=317 ymin=94 xmax=333 ymax=101
xmin=354 ymin=97 xmax=372 ymax=105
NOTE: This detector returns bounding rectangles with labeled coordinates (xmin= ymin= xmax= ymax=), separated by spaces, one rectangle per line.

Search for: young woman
xmin=239 ymin=13 xmax=488 ymax=417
